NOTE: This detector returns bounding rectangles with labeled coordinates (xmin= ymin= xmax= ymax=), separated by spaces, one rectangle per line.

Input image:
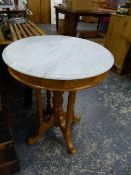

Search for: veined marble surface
xmin=2 ymin=35 xmax=114 ymax=80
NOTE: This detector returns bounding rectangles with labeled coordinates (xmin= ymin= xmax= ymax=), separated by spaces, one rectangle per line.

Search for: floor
xmin=38 ymin=22 xmax=105 ymax=45
xmin=9 ymin=24 xmax=131 ymax=175
xmin=38 ymin=22 xmax=98 ymax=35
xmin=38 ymin=22 xmax=105 ymax=41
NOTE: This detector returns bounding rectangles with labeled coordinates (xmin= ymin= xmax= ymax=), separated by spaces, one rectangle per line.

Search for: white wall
xmin=51 ymin=0 xmax=64 ymax=24
xmin=18 ymin=0 xmax=27 ymax=9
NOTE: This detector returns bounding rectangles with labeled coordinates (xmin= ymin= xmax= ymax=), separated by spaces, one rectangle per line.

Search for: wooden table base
xmin=8 ymin=68 xmax=108 ymax=155
xmin=27 ymin=89 xmax=80 ymax=154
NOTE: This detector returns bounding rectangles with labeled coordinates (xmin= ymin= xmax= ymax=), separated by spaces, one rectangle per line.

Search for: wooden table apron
xmin=8 ymin=67 xmax=108 ymax=154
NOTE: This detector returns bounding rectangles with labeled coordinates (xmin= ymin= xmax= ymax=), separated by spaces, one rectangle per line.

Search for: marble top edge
xmin=2 ymin=35 xmax=114 ymax=80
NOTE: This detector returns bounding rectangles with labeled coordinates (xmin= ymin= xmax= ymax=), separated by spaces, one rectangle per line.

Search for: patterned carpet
xmin=11 ymin=73 xmax=131 ymax=175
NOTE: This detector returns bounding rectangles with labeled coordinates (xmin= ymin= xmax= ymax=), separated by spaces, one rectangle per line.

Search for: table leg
xmin=52 ymin=91 xmax=76 ymax=154
xmin=52 ymin=91 xmax=64 ymax=126
xmin=27 ymin=89 xmax=54 ymax=144
xmin=63 ymin=91 xmax=78 ymax=154
xmin=62 ymin=14 xmax=79 ymax=36
xmin=46 ymin=90 xmax=52 ymax=114
xmin=68 ymin=91 xmax=81 ymax=124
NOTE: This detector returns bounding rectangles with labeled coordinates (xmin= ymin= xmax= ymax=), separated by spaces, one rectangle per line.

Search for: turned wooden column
xmin=52 ymin=91 xmax=77 ymax=154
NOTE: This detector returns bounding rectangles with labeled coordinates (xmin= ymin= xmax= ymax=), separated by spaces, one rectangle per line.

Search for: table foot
xmin=27 ymin=131 xmax=43 ymax=145
xmin=61 ymin=125 xmax=77 ymax=155
xmin=27 ymin=115 xmax=55 ymax=144
xmin=68 ymin=146 xmax=77 ymax=155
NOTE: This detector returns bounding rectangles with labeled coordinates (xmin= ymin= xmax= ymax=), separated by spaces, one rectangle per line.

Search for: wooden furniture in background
xmin=0 ymin=20 xmax=45 ymax=174
xmin=105 ymin=14 xmax=131 ymax=74
xmin=0 ymin=90 xmax=20 ymax=175
xmin=128 ymin=7 xmax=131 ymax=15
xmin=0 ymin=20 xmax=45 ymax=107
xmin=0 ymin=20 xmax=45 ymax=108
xmin=27 ymin=0 xmax=41 ymax=23
xmin=55 ymin=2 xmax=115 ymax=37
xmin=27 ymin=0 xmax=51 ymax=23
xmin=8 ymin=20 xmax=45 ymax=40
xmin=0 ymin=19 xmax=45 ymax=43
xmin=0 ymin=8 xmax=26 ymax=18
xmin=81 ymin=0 xmax=106 ymax=23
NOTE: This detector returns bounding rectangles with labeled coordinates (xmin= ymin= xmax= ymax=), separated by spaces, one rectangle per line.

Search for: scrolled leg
xmin=27 ymin=89 xmax=79 ymax=154
xmin=52 ymin=91 xmax=76 ymax=154
xmin=68 ymin=91 xmax=80 ymax=124
xmin=63 ymin=91 xmax=78 ymax=154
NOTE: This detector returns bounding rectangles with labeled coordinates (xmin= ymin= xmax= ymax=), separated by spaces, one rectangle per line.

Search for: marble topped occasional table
xmin=2 ymin=35 xmax=114 ymax=154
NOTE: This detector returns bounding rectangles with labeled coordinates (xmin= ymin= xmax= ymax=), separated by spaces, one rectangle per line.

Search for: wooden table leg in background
xmin=62 ymin=14 xmax=79 ymax=36
xmin=46 ymin=90 xmax=52 ymax=114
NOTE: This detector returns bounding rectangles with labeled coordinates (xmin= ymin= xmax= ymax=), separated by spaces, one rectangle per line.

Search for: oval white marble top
xmin=2 ymin=35 xmax=114 ymax=80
